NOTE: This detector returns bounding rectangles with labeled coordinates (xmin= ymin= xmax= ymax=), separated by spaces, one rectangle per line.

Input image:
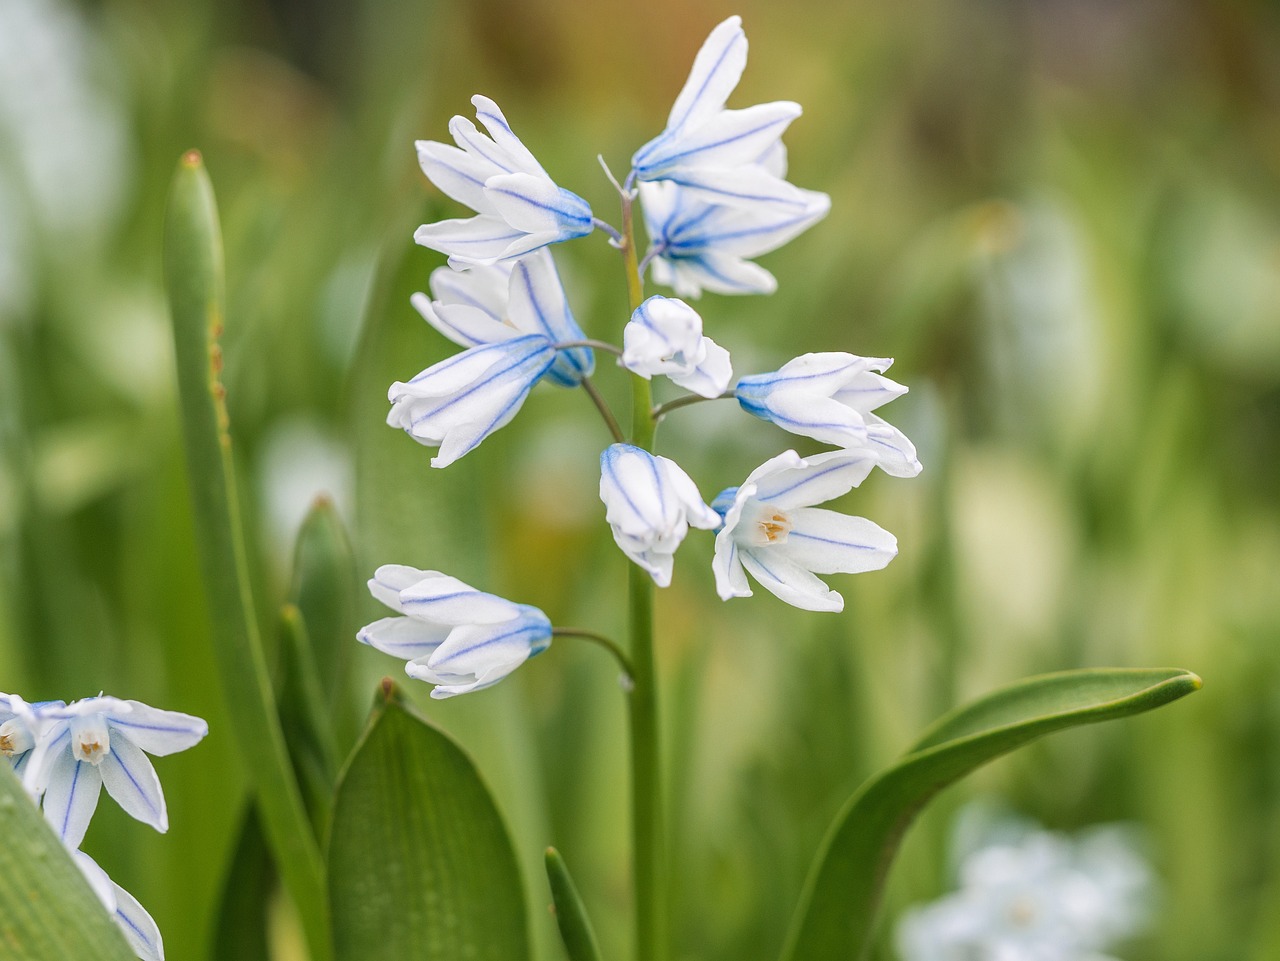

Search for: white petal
xmin=72 ymin=851 xmax=117 ymax=912
xmin=782 ymin=508 xmax=898 ymax=575
xmin=665 ymin=15 xmax=746 ymax=132
xmin=674 ymin=189 xmax=830 ymax=258
xmin=100 ymin=734 xmax=167 ymax=832
xmin=749 ymin=448 xmax=878 ymax=510
xmin=484 ymin=173 xmax=591 ymax=238
xmin=712 ymin=528 xmax=752 ymax=600
xmin=413 ymin=214 xmax=528 ymax=265
xmin=669 ymin=336 xmax=732 ymax=398
xmin=507 ymin=249 xmax=593 ymax=385
xmin=470 ymin=95 xmax=547 ymax=177
xmin=398 ymin=575 xmax=521 ymax=625
xmin=447 ymin=114 xmax=522 ymax=177
xmin=411 ymin=293 xmax=515 ymax=349
xmin=415 ymin=139 xmax=498 ymax=214
xmin=742 ymin=390 xmax=870 ymax=447
xmin=652 ymin=250 xmax=777 ymax=298
xmin=659 ymin=163 xmax=814 ymax=209
xmin=368 ymin=564 xmax=433 ymax=611
xmin=104 ymin=702 xmax=207 ymax=757
xmin=651 ymin=102 xmax=801 ymax=174
xmin=43 ymin=753 xmax=102 ymax=848
xmin=864 ymin=416 xmax=923 ymax=477
xmin=739 ymin=549 xmax=844 ymax=612
xmin=426 ymin=615 xmax=547 ymax=677
xmin=831 ymin=370 xmax=909 ymax=415
xmin=358 ymin=615 xmax=450 ymax=660
xmin=659 ymin=455 xmax=721 ymax=530
xmin=111 ymin=878 xmax=165 ymax=961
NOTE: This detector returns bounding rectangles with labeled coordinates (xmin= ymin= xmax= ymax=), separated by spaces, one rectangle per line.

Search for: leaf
xmin=780 ymin=667 xmax=1202 ymax=961
xmin=211 ymin=806 xmax=275 ymax=961
xmin=0 ymin=764 xmax=135 ymax=961
xmin=328 ymin=683 xmax=531 ymax=961
xmin=545 ymin=847 xmax=603 ymax=961
xmin=163 ymin=149 xmax=331 ymax=961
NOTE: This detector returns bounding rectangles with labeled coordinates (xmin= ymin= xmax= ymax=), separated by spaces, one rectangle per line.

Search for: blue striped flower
xmin=387 ymin=334 xmax=557 ymax=468
xmin=411 ymin=248 xmax=593 ymax=387
xmin=639 ymin=179 xmax=829 ymax=298
xmin=621 ymin=296 xmax=731 ymax=398
xmin=599 ymin=444 xmax=721 ymax=587
xmin=358 ymin=565 xmax=552 ymax=699
xmin=735 ymin=352 xmax=922 ymax=476
xmin=712 ymin=449 xmax=898 ymax=612
xmin=631 ymin=16 xmax=811 ymax=209
xmin=24 ymin=696 xmax=208 ymax=849
xmin=0 ymin=692 xmax=49 ymax=779
xmin=414 ymin=95 xmax=593 ymax=267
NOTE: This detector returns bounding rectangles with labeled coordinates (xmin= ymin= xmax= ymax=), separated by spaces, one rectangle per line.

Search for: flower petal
xmin=645 ymin=102 xmax=802 ymax=175
xmin=865 ymin=416 xmax=923 ymax=477
xmin=738 ymin=548 xmax=844 ymax=612
xmin=104 ymin=703 xmax=207 ymax=757
xmin=425 ymin=609 xmax=551 ymax=677
xmin=99 ymin=734 xmax=168 ymax=832
xmin=111 ymin=878 xmax=165 ymax=961
xmin=470 ymin=95 xmax=547 ymax=177
xmin=484 ymin=173 xmax=592 ymax=240
xmin=749 ymin=449 xmax=877 ymax=510
xmin=43 ymin=753 xmax=102 ymax=848
xmin=398 ymin=575 xmax=521 ymax=625
xmin=782 ymin=508 xmax=898 ymax=575
xmin=413 ymin=214 xmax=530 ymax=266
xmin=669 ymin=335 xmax=732 ymax=398
xmin=739 ymin=389 xmax=870 ymax=447
xmin=657 ymin=163 xmax=814 ymax=209
xmin=665 ymin=15 xmax=746 ymax=133
xmin=368 ymin=564 xmax=433 ymax=611
xmin=357 ymin=615 xmax=450 ymax=660
xmin=415 ymin=139 xmax=497 ymax=214
xmin=507 ymin=249 xmax=593 ymax=385
xmin=712 ymin=528 xmax=752 ymax=600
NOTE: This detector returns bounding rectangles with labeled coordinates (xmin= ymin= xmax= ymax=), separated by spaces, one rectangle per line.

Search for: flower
xmin=414 ymin=95 xmax=592 ymax=267
xmin=0 ymin=693 xmax=45 ymax=777
xmin=73 ymin=851 xmax=164 ymax=961
xmin=386 ymin=334 xmax=557 ymax=468
xmin=631 ymin=16 xmax=811 ymax=208
xmin=712 ymin=449 xmax=897 ymax=611
xmin=358 ymin=565 xmax=552 ymax=698
xmin=735 ymin=352 xmax=922 ymax=476
xmin=896 ymin=814 xmax=1153 ymax=961
xmin=599 ymin=444 xmax=721 ymax=587
xmin=411 ymin=248 xmax=594 ymax=387
xmin=621 ymin=296 xmax=731 ymax=397
xmin=25 ymin=696 xmax=208 ymax=848
xmin=639 ymin=179 xmax=830 ymax=298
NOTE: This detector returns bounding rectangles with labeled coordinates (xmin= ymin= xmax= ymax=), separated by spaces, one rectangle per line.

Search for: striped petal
xmin=43 ymin=751 xmax=102 ymax=848
xmin=357 ymin=615 xmax=450 ymax=660
xmin=99 ymin=733 xmax=167 ymax=832
xmin=738 ymin=548 xmax=843 ymax=612
xmin=781 ymin=508 xmax=898 ymax=575
xmin=104 ymin=702 xmax=207 ymax=757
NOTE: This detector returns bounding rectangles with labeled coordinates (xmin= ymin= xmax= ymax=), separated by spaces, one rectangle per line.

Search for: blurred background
xmin=2 ymin=0 xmax=1279 ymax=958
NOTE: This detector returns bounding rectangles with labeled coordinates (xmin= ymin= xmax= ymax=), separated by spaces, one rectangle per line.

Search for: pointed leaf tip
xmin=181 ymin=148 xmax=203 ymax=168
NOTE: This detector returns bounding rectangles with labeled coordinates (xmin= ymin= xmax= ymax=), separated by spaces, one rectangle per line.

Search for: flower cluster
xmin=896 ymin=812 xmax=1154 ymax=961
xmin=1 ymin=691 xmax=207 ymax=961
xmin=365 ymin=15 xmax=921 ymax=697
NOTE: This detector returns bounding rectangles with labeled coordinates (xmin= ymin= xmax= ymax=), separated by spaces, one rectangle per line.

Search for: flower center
xmin=70 ymin=716 xmax=111 ymax=765
xmin=738 ymin=500 xmax=793 ymax=547
xmin=0 ymin=718 xmax=32 ymax=757
xmin=1006 ymin=896 xmax=1037 ymax=927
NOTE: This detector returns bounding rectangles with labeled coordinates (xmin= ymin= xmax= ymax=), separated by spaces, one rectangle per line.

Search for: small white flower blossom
xmin=0 ymin=692 xmax=54 ymax=780
xmin=387 ymin=334 xmax=557 ymax=468
xmin=896 ymin=817 xmax=1154 ymax=961
xmin=414 ymin=95 xmax=592 ymax=267
xmin=25 ymin=696 xmax=208 ymax=848
xmin=734 ymin=352 xmax=922 ymax=476
xmin=411 ymin=248 xmax=594 ymax=387
xmin=599 ymin=444 xmax=721 ymax=587
xmin=712 ymin=449 xmax=897 ymax=612
xmin=621 ymin=296 xmax=731 ymax=398
xmin=639 ymin=175 xmax=829 ymax=299
xmin=631 ymin=16 xmax=811 ymax=209
xmin=73 ymin=851 xmax=164 ymax=961
xmin=358 ymin=565 xmax=552 ymax=699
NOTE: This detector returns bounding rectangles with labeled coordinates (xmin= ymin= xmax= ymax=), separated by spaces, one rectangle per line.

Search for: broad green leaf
xmin=163 ymin=150 xmax=330 ymax=961
xmin=545 ymin=847 xmax=603 ymax=961
xmin=780 ymin=667 xmax=1202 ymax=961
xmin=212 ymin=806 xmax=275 ymax=961
xmin=328 ymin=683 xmax=530 ymax=961
xmin=0 ymin=764 xmax=135 ymax=961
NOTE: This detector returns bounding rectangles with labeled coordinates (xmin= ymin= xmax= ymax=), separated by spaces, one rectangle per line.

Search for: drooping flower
xmin=411 ymin=248 xmax=594 ymax=387
xmin=24 ymin=696 xmax=208 ymax=848
xmin=74 ymin=851 xmax=164 ymax=961
xmin=599 ymin=444 xmax=721 ymax=587
xmin=414 ymin=95 xmax=593 ymax=267
xmin=631 ymin=16 xmax=810 ymax=209
xmin=896 ymin=812 xmax=1154 ymax=961
xmin=386 ymin=334 xmax=557 ymax=468
xmin=621 ymin=296 xmax=731 ymax=397
xmin=735 ymin=352 xmax=922 ymax=476
xmin=0 ymin=693 xmax=53 ymax=779
xmin=639 ymin=172 xmax=829 ymax=299
xmin=358 ymin=565 xmax=552 ymax=699
xmin=712 ymin=449 xmax=897 ymax=612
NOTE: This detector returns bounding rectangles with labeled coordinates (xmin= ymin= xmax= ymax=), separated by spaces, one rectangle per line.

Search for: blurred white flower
xmin=897 ymin=812 xmax=1154 ymax=961
xmin=258 ymin=419 xmax=353 ymax=559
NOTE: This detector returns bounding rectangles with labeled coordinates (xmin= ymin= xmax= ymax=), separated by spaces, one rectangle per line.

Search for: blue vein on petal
xmin=105 ymin=745 xmax=161 ymax=819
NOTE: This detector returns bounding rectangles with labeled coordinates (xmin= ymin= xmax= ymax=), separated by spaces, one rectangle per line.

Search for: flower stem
xmin=579 ymin=375 xmax=626 ymax=443
xmin=552 ymin=627 xmax=634 ymax=677
xmin=619 ymin=185 xmax=665 ymax=961
xmin=652 ymin=389 xmax=737 ymax=422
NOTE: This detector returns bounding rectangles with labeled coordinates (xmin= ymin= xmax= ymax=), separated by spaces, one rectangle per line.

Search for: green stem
xmin=618 ymin=184 xmax=665 ymax=961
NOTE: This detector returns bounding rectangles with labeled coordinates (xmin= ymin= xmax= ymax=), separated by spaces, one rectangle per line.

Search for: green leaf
xmin=163 ymin=149 xmax=331 ymax=961
xmin=328 ymin=683 xmax=531 ymax=961
xmin=0 ymin=764 xmax=135 ymax=961
xmin=211 ymin=806 xmax=275 ymax=961
xmin=545 ymin=847 xmax=603 ymax=961
xmin=780 ymin=667 xmax=1202 ymax=961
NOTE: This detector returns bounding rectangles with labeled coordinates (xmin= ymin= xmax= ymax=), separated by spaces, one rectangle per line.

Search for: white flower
xmin=386 ymin=334 xmax=557 ymax=468
xmin=73 ymin=851 xmax=164 ymax=961
xmin=0 ymin=692 xmax=52 ymax=779
xmin=599 ymin=444 xmax=721 ymax=587
xmin=639 ymin=175 xmax=829 ymax=299
xmin=896 ymin=817 xmax=1153 ymax=961
xmin=358 ymin=565 xmax=552 ymax=699
xmin=630 ymin=16 xmax=811 ymax=209
xmin=712 ymin=449 xmax=897 ymax=612
xmin=24 ymin=696 xmax=207 ymax=848
xmin=621 ymin=296 xmax=731 ymax=398
xmin=734 ymin=352 xmax=922 ymax=476
xmin=410 ymin=248 xmax=594 ymax=387
xmin=414 ymin=95 xmax=593 ymax=267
